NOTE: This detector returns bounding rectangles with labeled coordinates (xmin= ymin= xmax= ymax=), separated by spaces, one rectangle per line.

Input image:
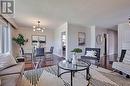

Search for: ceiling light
xmin=33 ymin=29 xmax=35 ymax=31
xmin=37 ymin=28 xmax=41 ymax=30
xmin=33 ymin=26 xmax=36 ymax=28
xmin=33 ymin=20 xmax=46 ymax=32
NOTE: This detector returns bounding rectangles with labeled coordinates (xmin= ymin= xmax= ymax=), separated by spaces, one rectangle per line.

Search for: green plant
xmin=12 ymin=34 xmax=28 ymax=47
xmin=71 ymin=48 xmax=82 ymax=53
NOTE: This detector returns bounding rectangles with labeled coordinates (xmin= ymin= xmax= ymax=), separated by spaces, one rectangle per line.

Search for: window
xmin=0 ymin=26 xmax=2 ymax=53
xmin=0 ymin=18 xmax=11 ymax=54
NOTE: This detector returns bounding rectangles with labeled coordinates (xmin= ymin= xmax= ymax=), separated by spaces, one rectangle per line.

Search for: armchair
xmin=112 ymin=50 xmax=130 ymax=77
xmin=81 ymin=48 xmax=100 ymax=67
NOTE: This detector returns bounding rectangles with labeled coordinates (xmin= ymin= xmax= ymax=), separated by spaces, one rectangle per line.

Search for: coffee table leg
xmin=86 ymin=67 xmax=90 ymax=80
xmin=58 ymin=66 xmax=59 ymax=77
xmin=71 ymin=71 xmax=73 ymax=86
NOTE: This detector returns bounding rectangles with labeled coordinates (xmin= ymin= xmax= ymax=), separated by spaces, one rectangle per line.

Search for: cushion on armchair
xmin=85 ymin=51 xmax=97 ymax=58
xmin=83 ymin=48 xmax=100 ymax=59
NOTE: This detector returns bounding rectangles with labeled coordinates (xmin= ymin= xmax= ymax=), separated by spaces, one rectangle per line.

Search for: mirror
xmin=96 ymin=34 xmax=103 ymax=45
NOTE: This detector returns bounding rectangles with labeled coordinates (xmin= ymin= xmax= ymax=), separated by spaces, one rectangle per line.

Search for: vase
xmin=72 ymin=53 xmax=76 ymax=64
xmin=19 ymin=47 xmax=23 ymax=57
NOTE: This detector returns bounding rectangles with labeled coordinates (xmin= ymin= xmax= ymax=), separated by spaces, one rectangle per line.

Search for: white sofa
xmin=112 ymin=50 xmax=130 ymax=75
xmin=112 ymin=62 xmax=130 ymax=75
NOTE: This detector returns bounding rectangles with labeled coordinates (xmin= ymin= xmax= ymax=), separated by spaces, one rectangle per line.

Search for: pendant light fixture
xmin=33 ymin=20 xmax=46 ymax=32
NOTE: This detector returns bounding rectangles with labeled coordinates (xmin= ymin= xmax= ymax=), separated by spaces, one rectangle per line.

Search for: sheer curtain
xmin=0 ymin=25 xmax=2 ymax=53
xmin=0 ymin=17 xmax=11 ymax=54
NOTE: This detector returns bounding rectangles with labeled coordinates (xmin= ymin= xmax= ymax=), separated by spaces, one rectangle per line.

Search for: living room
xmin=0 ymin=0 xmax=130 ymax=86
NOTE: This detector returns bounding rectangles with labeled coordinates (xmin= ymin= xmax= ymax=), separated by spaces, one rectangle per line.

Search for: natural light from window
xmin=0 ymin=18 xmax=11 ymax=54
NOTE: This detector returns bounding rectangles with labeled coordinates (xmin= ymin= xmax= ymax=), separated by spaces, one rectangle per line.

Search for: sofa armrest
xmin=0 ymin=62 xmax=25 ymax=76
xmin=0 ymin=72 xmax=21 ymax=77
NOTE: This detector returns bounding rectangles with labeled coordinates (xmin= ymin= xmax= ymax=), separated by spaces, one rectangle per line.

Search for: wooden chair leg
xmin=96 ymin=61 xmax=100 ymax=68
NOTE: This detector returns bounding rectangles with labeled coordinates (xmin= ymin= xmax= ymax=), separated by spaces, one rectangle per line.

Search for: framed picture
xmin=32 ymin=35 xmax=46 ymax=46
xmin=78 ymin=32 xmax=86 ymax=46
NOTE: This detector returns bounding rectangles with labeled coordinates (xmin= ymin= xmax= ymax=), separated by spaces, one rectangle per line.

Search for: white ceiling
xmin=14 ymin=0 xmax=130 ymax=29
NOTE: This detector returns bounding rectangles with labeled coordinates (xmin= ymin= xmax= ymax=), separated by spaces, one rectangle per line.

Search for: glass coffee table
xmin=57 ymin=60 xmax=91 ymax=86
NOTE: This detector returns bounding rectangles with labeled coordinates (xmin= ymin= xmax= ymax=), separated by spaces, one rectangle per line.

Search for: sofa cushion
xmin=0 ymin=62 xmax=24 ymax=76
xmin=0 ymin=53 xmax=17 ymax=71
xmin=1 ymin=74 xmax=20 ymax=86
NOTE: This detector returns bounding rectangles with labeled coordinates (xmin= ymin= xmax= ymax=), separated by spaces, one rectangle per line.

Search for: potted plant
xmin=71 ymin=48 xmax=82 ymax=64
xmin=12 ymin=34 xmax=28 ymax=56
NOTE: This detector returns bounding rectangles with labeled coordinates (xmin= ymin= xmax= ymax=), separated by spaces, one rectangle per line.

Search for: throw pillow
xmin=85 ymin=51 xmax=97 ymax=58
xmin=0 ymin=53 xmax=17 ymax=71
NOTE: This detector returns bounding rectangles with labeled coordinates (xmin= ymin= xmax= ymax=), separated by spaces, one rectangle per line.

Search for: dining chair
xmin=35 ymin=48 xmax=45 ymax=57
xmin=33 ymin=48 xmax=45 ymax=69
xmin=45 ymin=46 xmax=54 ymax=59
xmin=21 ymin=47 xmax=32 ymax=62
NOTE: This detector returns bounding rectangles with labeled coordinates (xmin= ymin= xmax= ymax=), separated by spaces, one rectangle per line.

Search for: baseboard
xmin=53 ymin=53 xmax=62 ymax=57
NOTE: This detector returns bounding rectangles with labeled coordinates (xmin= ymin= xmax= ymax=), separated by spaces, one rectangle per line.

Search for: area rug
xmin=22 ymin=65 xmax=130 ymax=86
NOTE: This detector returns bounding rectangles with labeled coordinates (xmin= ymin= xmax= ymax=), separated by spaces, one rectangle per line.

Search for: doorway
xmin=61 ymin=32 xmax=66 ymax=58
xmin=103 ymin=30 xmax=118 ymax=68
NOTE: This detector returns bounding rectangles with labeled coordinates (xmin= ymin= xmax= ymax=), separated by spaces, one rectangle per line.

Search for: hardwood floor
xmin=24 ymin=54 xmax=118 ymax=71
xmin=100 ymin=54 xmax=118 ymax=70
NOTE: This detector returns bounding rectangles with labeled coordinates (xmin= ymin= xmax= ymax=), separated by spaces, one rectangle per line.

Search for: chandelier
xmin=33 ymin=20 xmax=46 ymax=32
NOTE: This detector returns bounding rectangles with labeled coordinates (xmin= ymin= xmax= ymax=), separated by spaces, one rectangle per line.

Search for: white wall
xmin=118 ymin=23 xmax=130 ymax=57
xmin=53 ymin=23 xmax=68 ymax=57
xmin=0 ymin=26 xmax=2 ymax=53
xmin=90 ymin=26 xmax=96 ymax=47
xmin=13 ymin=28 xmax=54 ymax=55
xmin=67 ymin=24 xmax=91 ymax=58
